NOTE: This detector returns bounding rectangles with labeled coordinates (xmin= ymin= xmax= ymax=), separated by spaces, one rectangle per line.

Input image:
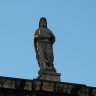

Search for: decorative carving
xmin=34 ymin=17 xmax=61 ymax=81
xmin=34 ymin=17 xmax=55 ymax=70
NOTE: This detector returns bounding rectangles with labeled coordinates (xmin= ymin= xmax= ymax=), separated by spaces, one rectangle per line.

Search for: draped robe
xmin=34 ymin=27 xmax=55 ymax=69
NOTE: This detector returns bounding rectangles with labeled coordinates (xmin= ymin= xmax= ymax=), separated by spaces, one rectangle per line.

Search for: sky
xmin=0 ymin=0 xmax=96 ymax=87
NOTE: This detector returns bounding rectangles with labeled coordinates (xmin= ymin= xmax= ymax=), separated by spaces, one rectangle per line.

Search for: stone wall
xmin=0 ymin=76 xmax=96 ymax=96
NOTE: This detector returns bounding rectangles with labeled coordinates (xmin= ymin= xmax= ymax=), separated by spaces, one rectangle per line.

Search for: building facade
xmin=0 ymin=76 xmax=96 ymax=96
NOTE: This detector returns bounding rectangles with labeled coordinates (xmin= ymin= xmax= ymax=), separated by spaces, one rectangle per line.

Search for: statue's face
xmin=39 ymin=17 xmax=47 ymax=28
xmin=40 ymin=19 xmax=47 ymax=27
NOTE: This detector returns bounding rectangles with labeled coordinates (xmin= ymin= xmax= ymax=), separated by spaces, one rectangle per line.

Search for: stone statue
xmin=34 ymin=17 xmax=55 ymax=70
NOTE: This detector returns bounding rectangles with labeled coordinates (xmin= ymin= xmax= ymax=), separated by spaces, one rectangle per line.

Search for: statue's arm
xmin=50 ymin=33 xmax=55 ymax=45
xmin=52 ymin=34 xmax=55 ymax=44
xmin=34 ymin=35 xmax=38 ymax=53
xmin=48 ymin=29 xmax=55 ymax=45
xmin=34 ymin=29 xmax=39 ymax=53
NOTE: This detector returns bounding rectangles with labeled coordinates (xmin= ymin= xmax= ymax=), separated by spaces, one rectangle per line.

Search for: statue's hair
xmin=39 ymin=17 xmax=47 ymax=28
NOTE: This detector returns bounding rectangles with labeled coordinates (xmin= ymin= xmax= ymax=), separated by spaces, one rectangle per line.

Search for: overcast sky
xmin=0 ymin=0 xmax=96 ymax=87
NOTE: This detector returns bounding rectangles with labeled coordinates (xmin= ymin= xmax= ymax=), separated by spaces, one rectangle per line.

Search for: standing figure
xmin=34 ymin=17 xmax=55 ymax=69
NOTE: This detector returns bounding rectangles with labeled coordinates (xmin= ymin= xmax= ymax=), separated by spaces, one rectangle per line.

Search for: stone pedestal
xmin=37 ymin=67 xmax=61 ymax=81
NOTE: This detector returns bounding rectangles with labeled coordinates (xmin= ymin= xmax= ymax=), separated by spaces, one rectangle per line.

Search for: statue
xmin=34 ymin=17 xmax=61 ymax=81
xmin=34 ymin=17 xmax=55 ymax=70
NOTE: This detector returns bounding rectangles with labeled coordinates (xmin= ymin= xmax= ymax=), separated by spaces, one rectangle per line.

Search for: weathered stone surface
xmin=37 ymin=68 xmax=61 ymax=81
xmin=34 ymin=17 xmax=55 ymax=69
xmin=34 ymin=17 xmax=61 ymax=82
xmin=0 ymin=76 xmax=96 ymax=96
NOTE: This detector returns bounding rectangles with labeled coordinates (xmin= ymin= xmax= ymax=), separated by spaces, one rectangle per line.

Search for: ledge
xmin=0 ymin=76 xmax=96 ymax=96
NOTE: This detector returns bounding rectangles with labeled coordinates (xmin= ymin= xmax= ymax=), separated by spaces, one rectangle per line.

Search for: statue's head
xmin=39 ymin=17 xmax=47 ymax=28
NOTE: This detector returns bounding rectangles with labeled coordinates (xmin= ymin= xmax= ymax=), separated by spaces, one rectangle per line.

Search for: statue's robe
xmin=34 ymin=27 xmax=55 ymax=69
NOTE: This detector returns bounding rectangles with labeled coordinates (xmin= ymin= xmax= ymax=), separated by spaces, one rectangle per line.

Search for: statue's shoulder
xmin=47 ymin=28 xmax=54 ymax=35
xmin=47 ymin=28 xmax=52 ymax=32
xmin=34 ymin=28 xmax=40 ymax=35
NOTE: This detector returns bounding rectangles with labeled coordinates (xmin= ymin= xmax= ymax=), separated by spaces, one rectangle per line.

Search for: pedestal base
xmin=37 ymin=67 xmax=61 ymax=81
